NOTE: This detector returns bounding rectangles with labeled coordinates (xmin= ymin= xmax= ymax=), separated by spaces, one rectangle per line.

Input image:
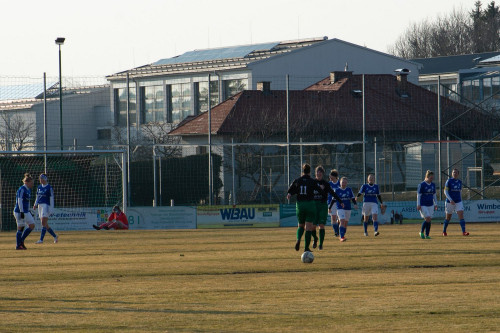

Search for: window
xmin=141 ymin=85 xmax=165 ymax=123
xmin=472 ymin=79 xmax=481 ymax=101
xmin=224 ymin=79 xmax=247 ymax=99
xmin=462 ymin=80 xmax=472 ymax=102
xmin=492 ymin=77 xmax=500 ymax=99
xmin=97 ymin=128 xmax=111 ymax=140
xmin=171 ymin=83 xmax=192 ymax=123
xmin=197 ymin=81 xmax=219 ymax=113
xmin=114 ymin=87 xmax=137 ymax=126
xmin=483 ymin=78 xmax=492 ymax=99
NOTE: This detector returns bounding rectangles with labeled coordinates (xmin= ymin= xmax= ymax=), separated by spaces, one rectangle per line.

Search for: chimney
xmin=330 ymin=71 xmax=353 ymax=84
xmin=256 ymin=81 xmax=271 ymax=94
xmin=395 ymin=68 xmax=410 ymax=97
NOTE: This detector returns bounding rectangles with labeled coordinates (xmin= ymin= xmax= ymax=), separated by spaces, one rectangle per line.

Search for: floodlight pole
xmin=438 ymin=76 xmax=442 ymax=200
xmin=208 ymin=73 xmax=213 ymax=205
xmin=126 ymin=73 xmax=131 ymax=205
xmin=286 ymin=74 xmax=290 ymax=200
xmin=362 ymin=74 xmax=366 ymax=182
xmin=43 ymin=72 xmax=48 ymax=173
xmin=55 ymin=37 xmax=65 ymax=150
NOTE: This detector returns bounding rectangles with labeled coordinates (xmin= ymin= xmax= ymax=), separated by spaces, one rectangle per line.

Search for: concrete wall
xmin=249 ymin=39 xmax=420 ymax=90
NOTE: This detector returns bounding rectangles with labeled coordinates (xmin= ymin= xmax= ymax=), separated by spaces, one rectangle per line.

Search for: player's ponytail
xmin=23 ymin=173 xmax=33 ymax=183
xmin=330 ymin=169 xmax=339 ymax=178
xmin=303 ymin=163 xmax=311 ymax=175
xmin=425 ymin=170 xmax=434 ymax=179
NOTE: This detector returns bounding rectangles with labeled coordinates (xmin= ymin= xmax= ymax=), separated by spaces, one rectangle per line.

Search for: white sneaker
xmin=374 ymin=231 xmax=380 ymax=236
xmin=364 ymin=232 xmax=368 ymax=237
xmin=54 ymin=236 xmax=58 ymax=244
xmin=35 ymin=240 xmax=43 ymax=244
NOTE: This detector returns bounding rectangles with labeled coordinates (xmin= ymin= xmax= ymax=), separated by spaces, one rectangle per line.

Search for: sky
xmin=0 ymin=0 xmax=478 ymax=78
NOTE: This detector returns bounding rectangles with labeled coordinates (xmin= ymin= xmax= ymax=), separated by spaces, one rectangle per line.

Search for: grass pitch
xmin=1 ymin=224 xmax=499 ymax=332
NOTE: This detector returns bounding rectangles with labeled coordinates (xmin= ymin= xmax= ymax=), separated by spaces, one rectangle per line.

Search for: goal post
xmin=0 ymin=149 xmax=126 ymax=231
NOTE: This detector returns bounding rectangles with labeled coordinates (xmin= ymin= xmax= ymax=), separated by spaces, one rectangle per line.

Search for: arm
xmin=416 ymin=184 xmax=421 ymax=209
xmin=50 ymin=187 xmax=55 ymax=211
xmin=34 ymin=189 xmax=40 ymax=207
xmin=444 ymin=188 xmax=453 ymax=203
xmin=433 ymin=193 xmax=437 ymax=206
xmin=377 ymin=195 xmax=383 ymax=204
xmin=326 ymin=185 xmax=342 ymax=203
xmin=17 ymin=188 xmax=26 ymax=213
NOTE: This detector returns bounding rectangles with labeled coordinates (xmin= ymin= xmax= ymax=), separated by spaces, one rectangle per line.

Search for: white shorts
xmin=362 ymin=202 xmax=379 ymax=216
xmin=419 ymin=206 xmax=435 ymax=219
xmin=445 ymin=201 xmax=464 ymax=215
xmin=337 ymin=209 xmax=351 ymax=221
xmin=38 ymin=204 xmax=51 ymax=218
xmin=329 ymin=205 xmax=338 ymax=216
xmin=14 ymin=212 xmax=35 ymax=228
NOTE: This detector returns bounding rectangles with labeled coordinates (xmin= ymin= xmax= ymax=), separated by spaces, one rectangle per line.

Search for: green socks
xmin=296 ymin=226 xmax=305 ymax=241
xmin=305 ymin=230 xmax=312 ymax=250
xmin=319 ymin=229 xmax=325 ymax=246
xmin=312 ymin=230 xmax=318 ymax=241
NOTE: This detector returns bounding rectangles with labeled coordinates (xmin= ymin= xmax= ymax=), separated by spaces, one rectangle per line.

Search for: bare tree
xmin=0 ymin=113 xmax=37 ymax=151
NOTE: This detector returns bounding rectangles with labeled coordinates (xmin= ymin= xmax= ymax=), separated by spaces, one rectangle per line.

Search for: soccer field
xmin=1 ymin=224 xmax=499 ymax=332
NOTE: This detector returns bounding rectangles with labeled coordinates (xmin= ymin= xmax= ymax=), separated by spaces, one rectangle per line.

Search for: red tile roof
xmin=169 ymin=74 xmax=498 ymax=142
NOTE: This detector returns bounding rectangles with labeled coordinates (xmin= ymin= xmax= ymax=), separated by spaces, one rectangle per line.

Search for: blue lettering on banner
xmin=220 ymin=208 xmax=256 ymax=220
xmin=477 ymin=203 xmax=500 ymax=210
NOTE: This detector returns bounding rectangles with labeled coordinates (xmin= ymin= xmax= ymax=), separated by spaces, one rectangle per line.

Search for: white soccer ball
xmin=301 ymin=251 xmax=314 ymax=263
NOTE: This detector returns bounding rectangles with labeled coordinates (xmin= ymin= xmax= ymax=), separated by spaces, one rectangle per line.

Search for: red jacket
xmin=108 ymin=211 xmax=129 ymax=225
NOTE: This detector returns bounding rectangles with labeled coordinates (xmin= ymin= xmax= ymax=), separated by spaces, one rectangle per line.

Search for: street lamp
xmin=55 ymin=37 xmax=65 ymax=150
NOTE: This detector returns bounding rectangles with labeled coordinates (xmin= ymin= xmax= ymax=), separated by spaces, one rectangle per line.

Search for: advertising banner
xmin=197 ymin=204 xmax=279 ymax=228
xmin=279 ymin=203 xmax=362 ymax=227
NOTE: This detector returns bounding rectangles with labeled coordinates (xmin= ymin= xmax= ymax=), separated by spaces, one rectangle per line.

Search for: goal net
xmin=0 ymin=150 xmax=126 ymax=231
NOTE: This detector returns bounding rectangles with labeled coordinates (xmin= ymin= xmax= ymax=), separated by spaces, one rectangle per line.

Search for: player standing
xmin=443 ymin=168 xmax=469 ymax=236
xmin=417 ymin=170 xmax=437 ymax=239
xmin=327 ymin=169 xmax=341 ymax=237
xmin=357 ymin=174 xmax=384 ymax=237
xmin=312 ymin=166 xmax=343 ymax=250
xmin=14 ymin=173 xmax=35 ymax=250
xmin=334 ymin=177 xmax=358 ymax=242
xmin=287 ymin=164 xmax=322 ymax=252
xmin=33 ymin=174 xmax=58 ymax=244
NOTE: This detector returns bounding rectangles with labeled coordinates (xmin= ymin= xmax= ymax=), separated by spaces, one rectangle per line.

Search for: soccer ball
xmin=301 ymin=251 xmax=314 ymax=263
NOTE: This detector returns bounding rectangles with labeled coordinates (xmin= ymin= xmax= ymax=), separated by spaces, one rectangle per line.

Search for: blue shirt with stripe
xmin=36 ymin=184 xmax=54 ymax=205
xmin=327 ymin=180 xmax=340 ymax=206
xmin=444 ymin=178 xmax=462 ymax=203
xmin=417 ymin=181 xmax=436 ymax=207
xmin=14 ymin=185 xmax=30 ymax=213
xmin=358 ymin=183 xmax=380 ymax=203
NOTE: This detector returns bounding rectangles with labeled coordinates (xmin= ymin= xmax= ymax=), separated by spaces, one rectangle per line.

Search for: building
xmin=106 ymin=37 xmax=420 ymax=132
xmin=168 ymin=71 xmax=498 ymax=203
xmin=0 ymin=83 xmax=111 ymax=151
xmin=412 ymin=52 xmax=500 ymax=110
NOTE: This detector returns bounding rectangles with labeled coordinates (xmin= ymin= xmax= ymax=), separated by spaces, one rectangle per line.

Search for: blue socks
xmin=339 ymin=226 xmax=346 ymax=238
xmin=21 ymin=227 xmax=32 ymax=241
xmin=363 ymin=222 xmax=368 ymax=233
xmin=48 ymin=228 xmax=57 ymax=238
xmin=16 ymin=230 xmax=22 ymax=247
xmin=374 ymin=221 xmax=379 ymax=232
xmin=443 ymin=219 xmax=449 ymax=233
xmin=332 ymin=222 xmax=339 ymax=235
xmin=40 ymin=227 xmax=47 ymax=241
xmin=421 ymin=221 xmax=426 ymax=233
xmin=459 ymin=219 xmax=466 ymax=233
xmin=425 ymin=222 xmax=431 ymax=236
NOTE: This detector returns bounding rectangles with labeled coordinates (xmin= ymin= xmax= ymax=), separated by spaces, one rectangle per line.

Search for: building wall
xmin=248 ymin=39 xmax=421 ymax=90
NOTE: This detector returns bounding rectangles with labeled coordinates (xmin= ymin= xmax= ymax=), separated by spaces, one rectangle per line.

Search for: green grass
xmin=1 ymin=224 xmax=499 ymax=332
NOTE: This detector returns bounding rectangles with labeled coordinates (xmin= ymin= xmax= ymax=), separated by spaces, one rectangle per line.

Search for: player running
xmin=287 ymin=163 xmax=323 ymax=252
xmin=312 ymin=166 xmax=343 ymax=250
xmin=93 ymin=205 xmax=129 ymax=230
xmin=334 ymin=177 xmax=358 ymax=242
xmin=417 ymin=170 xmax=437 ymax=239
xmin=33 ymin=174 xmax=58 ymax=244
xmin=14 ymin=173 xmax=35 ymax=250
xmin=443 ymin=168 xmax=469 ymax=236
xmin=357 ymin=174 xmax=384 ymax=237
xmin=327 ymin=169 xmax=341 ymax=237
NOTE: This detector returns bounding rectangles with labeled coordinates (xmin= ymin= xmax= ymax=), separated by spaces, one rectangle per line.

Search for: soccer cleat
xmin=319 ymin=244 xmax=323 ymax=250
xmin=425 ymin=236 xmax=432 ymax=239
xmin=103 ymin=226 xmax=110 ymax=230
xmin=54 ymin=236 xmax=58 ymax=243
xmin=442 ymin=232 xmax=447 ymax=237
xmin=35 ymin=240 xmax=43 ymax=244
xmin=295 ymin=240 xmax=300 ymax=251
xmin=364 ymin=232 xmax=368 ymax=237
xmin=16 ymin=245 xmax=26 ymax=250
xmin=419 ymin=232 xmax=426 ymax=239
xmin=340 ymin=237 xmax=346 ymax=242
xmin=463 ymin=232 xmax=470 ymax=236
xmin=304 ymin=248 xmax=312 ymax=252
xmin=374 ymin=231 xmax=380 ymax=237
xmin=21 ymin=243 xmax=27 ymax=250
xmin=92 ymin=225 xmax=101 ymax=230
xmin=334 ymin=232 xmax=339 ymax=237
xmin=312 ymin=239 xmax=318 ymax=249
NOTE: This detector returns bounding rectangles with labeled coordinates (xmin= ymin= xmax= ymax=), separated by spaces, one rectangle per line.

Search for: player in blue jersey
xmin=417 ymin=170 xmax=437 ymax=239
xmin=327 ymin=169 xmax=341 ymax=237
xmin=14 ymin=173 xmax=35 ymax=250
xmin=443 ymin=168 xmax=469 ymax=236
xmin=357 ymin=174 xmax=384 ymax=237
xmin=33 ymin=174 xmax=58 ymax=244
xmin=334 ymin=177 xmax=358 ymax=242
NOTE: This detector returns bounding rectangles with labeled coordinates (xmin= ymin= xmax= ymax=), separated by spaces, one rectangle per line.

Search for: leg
xmin=363 ymin=215 xmax=369 ymax=235
xmin=339 ymin=219 xmax=347 ymax=241
xmin=319 ymin=224 xmax=326 ymax=249
xmin=311 ymin=225 xmax=318 ymax=248
xmin=372 ymin=213 xmax=379 ymax=235
xmin=425 ymin=217 xmax=432 ymax=237
xmin=296 ymin=223 xmax=305 ymax=251
xmin=304 ymin=222 xmax=314 ymax=251
xmin=457 ymin=210 xmax=468 ymax=235
xmin=331 ymin=214 xmax=339 ymax=236
xmin=21 ymin=223 xmax=35 ymax=243
xmin=443 ymin=213 xmax=452 ymax=235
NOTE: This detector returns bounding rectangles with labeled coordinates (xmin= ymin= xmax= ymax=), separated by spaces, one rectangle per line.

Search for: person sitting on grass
xmin=93 ymin=205 xmax=129 ymax=230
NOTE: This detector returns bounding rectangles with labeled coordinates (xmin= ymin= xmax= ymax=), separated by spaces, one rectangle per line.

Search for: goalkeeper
xmin=93 ymin=205 xmax=129 ymax=230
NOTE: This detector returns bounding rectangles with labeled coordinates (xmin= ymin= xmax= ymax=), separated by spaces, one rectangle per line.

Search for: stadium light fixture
xmin=55 ymin=37 xmax=65 ymax=150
